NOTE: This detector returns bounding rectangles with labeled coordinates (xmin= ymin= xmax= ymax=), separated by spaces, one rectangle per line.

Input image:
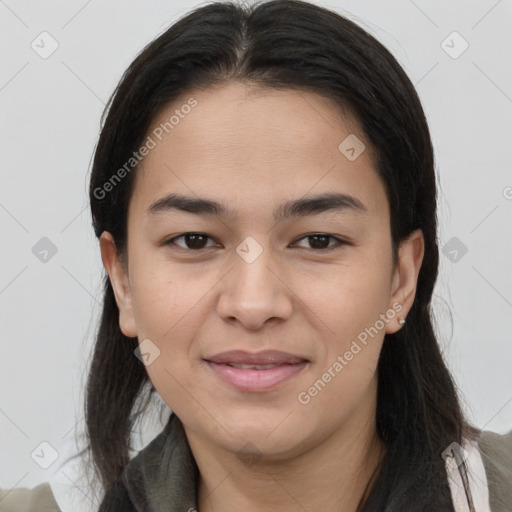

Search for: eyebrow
xmin=147 ymin=192 xmax=369 ymax=222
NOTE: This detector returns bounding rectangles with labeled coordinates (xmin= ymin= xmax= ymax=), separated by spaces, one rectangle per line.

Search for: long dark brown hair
xmin=83 ymin=0 xmax=480 ymax=509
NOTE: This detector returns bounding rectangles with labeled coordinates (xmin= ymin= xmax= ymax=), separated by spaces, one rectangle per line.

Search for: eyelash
xmin=163 ymin=232 xmax=351 ymax=252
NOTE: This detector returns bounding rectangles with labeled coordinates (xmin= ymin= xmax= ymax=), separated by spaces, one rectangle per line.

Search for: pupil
xmin=187 ymin=234 xmax=206 ymax=249
xmin=310 ymin=235 xmax=329 ymax=249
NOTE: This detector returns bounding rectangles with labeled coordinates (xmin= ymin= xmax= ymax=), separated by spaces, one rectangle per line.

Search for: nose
xmin=216 ymin=240 xmax=293 ymax=331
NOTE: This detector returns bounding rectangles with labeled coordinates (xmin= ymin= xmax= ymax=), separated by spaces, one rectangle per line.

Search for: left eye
xmin=291 ymin=234 xmax=348 ymax=251
xmin=164 ymin=233 xmax=349 ymax=251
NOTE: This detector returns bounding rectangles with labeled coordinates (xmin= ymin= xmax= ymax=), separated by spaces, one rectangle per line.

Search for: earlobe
xmin=99 ymin=231 xmax=138 ymax=338
xmin=386 ymin=229 xmax=425 ymax=334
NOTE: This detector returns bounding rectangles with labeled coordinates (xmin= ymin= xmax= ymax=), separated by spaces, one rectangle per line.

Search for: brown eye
xmin=165 ymin=233 xmax=217 ymax=250
xmin=292 ymin=234 xmax=349 ymax=251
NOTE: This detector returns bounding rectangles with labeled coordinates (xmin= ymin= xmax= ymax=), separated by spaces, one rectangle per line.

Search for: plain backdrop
xmin=1 ymin=0 xmax=511 ymax=501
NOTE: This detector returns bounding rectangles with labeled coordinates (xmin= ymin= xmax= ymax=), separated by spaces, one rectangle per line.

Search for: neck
xmin=186 ymin=381 xmax=387 ymax=512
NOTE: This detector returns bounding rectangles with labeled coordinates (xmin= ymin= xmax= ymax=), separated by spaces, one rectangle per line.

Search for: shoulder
xmin=0 ymin=482 xmax=61 ymax=512
xmin=477 ymin=428 xmax=512 ymax=511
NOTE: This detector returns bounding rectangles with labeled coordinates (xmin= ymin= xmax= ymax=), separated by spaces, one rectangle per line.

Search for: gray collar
xmin=121 ymin=413 xmax=199 ymax=511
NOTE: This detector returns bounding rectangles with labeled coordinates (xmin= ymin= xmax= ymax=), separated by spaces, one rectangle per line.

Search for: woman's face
xmin=101 ymin=81 xmax=424 ymax=460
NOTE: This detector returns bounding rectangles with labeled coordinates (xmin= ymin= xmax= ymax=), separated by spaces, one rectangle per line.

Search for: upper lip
xmin=204 ymin=350 xmax=308 ymax=365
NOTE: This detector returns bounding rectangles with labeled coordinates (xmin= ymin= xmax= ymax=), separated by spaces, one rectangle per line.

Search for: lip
xmin=204 ymin=350 xmax=309 ymax=392
xmin=204 ymin=349 xmax=308 ymax=365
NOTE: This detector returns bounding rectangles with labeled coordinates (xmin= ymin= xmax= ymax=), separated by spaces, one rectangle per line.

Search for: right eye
xmin=163 ymin=233 xmax=220 ymax=251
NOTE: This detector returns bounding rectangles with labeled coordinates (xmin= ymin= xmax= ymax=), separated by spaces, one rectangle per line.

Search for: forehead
xmin=130 ymin=81 xmax=387 ymax=222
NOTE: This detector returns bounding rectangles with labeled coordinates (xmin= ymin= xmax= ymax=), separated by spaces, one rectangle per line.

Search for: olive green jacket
xmin=1 ymin=416 xmax=511 ymax=511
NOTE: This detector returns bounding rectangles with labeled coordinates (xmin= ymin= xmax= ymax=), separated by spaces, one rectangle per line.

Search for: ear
xmin=385 ymin=228 xmax=425 ymax=334
xmin=99 ymin=231 xmax=138 ymax=338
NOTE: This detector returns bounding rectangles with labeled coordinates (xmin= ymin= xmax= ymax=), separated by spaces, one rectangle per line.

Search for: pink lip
xmin=204 ymin=360 xmax=308 ymax=392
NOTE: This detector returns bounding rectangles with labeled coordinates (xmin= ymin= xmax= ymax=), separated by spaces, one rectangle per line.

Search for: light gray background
xmin=1 ymin=0 xmax=511 ymax=506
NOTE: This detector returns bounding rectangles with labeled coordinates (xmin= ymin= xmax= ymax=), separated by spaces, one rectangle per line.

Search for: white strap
xmin=445 ymin=438 xmax=491 ymax=512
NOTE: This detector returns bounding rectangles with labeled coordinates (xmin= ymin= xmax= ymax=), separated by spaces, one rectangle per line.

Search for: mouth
xmin=203 ymin=350 xmax=309 ymax=392
xmin=204 ymin=349 xmax=309 ymax=365
xmin=218 ymin=362 xmax=291 ymax=370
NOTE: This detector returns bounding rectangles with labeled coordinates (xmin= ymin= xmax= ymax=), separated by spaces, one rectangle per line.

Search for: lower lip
xmin=205 ymin=361 xmax=308 ymax=392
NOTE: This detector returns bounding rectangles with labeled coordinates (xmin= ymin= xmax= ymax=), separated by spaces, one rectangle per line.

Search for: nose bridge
xmin=216 ymin=236 xmax=292 ymax=328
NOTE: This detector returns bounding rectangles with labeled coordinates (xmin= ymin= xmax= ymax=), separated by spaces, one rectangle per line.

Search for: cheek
xmin=129 ymin=259 xmax=204 ymax=339
xmin=295 ymin=260 xmax=392 ymax=341
xmin=132 ymin=269 xmax=204 ymax=409
xmin=293 ymin=261 xmax=390 ymax=404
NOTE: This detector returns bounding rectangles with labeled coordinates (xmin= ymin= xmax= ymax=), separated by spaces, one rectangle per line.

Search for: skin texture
xmin=100 ymin=81 xmax=425 ymax=512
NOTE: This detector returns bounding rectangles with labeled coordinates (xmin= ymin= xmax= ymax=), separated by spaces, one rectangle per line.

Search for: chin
xmin=215 ymin=416 xmax=313 ymax=458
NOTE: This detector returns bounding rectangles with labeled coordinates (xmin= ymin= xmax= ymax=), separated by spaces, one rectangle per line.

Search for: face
xmin=101 ymin=81 xmax=424 ymax=461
